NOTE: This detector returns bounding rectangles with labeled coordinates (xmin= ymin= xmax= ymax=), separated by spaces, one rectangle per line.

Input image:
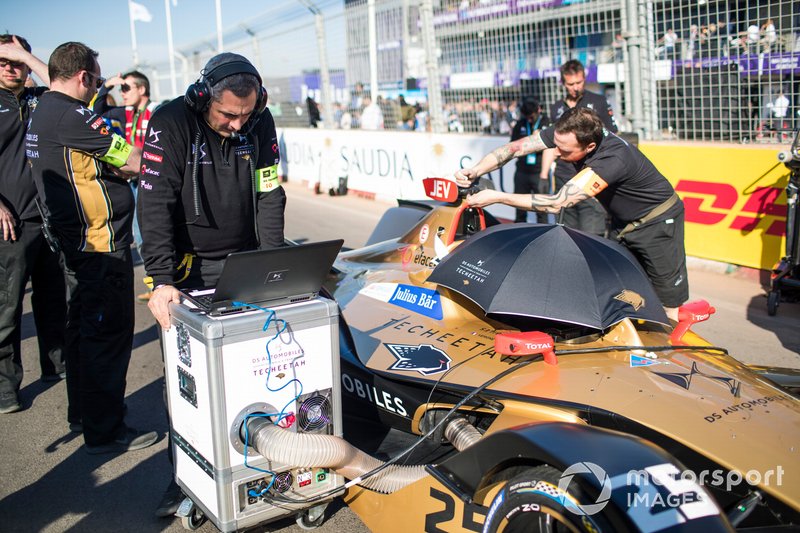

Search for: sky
xmin=3 ymin=0 xmax=344 ymax=93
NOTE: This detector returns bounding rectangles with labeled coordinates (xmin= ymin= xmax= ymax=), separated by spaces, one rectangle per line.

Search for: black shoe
xmin=85 ymin=427 xmax=158 ymax=455
xmin=155 ymin=479 xmax=185 ymax=518
xmin=42 ymin=371 xmax=67 ymax=383
xmin=0 ymin=392 xmax=21 ymax=414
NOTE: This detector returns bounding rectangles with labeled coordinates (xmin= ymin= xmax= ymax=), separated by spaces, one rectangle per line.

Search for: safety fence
xmin=145 ymin=0 xmax=798 ymax=144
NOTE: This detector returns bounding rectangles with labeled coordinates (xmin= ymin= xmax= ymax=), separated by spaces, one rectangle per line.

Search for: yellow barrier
xmin=640 ymin=142 xmax=790 ymax=271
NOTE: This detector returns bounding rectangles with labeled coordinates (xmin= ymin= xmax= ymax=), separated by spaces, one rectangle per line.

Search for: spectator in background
xmin=360 ymin=94 xmax=383 ymax=130
xmin=414 ymin=103 xmax=428 ymax=131
xmin=656 ymin=28 xmax=678 ymax=59
xmin=91 ymin=70 xmax=157 ymax=301
xmin=541 ymin=59 xmax=617 ymax=236
xmin=0 ymin=34 xmax=67 ymax=415
xmin=398 ymin=94 xmax=415 ymax=130
xmin=761 ymin=19 xmax=777 ymax=53
xmin=306 ymin=96 xmax=320 ymax=128
xmin=351 ymin=81 xmax=365 ymax=110
xmin=685 ymin=24 xmax=702 ymax=60
xmin=378 ymin=95 xmax=399 ymax=130
xmin=510 ymin=97 xmax=548 ymax=223
xmin=744 ymin=22 xmax=761 ymax=54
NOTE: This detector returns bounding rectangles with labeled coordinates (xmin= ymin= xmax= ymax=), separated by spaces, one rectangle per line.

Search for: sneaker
xmin=42 ymin=371 xmax=67 ymax=383
xmin=0 ymin=392 xmax=21 ymax=414
xmin=137 ymin=291 xmax=152 ymax=303
xmin=85 ymin=427 xmax=158 ymax=455
xmin=155 ymin=479 xmax=185 ymax=518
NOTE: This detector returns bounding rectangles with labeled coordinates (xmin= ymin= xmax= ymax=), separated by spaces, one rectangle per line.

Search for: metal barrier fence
xmin=146 ymin=0 xmax=798 ymax=144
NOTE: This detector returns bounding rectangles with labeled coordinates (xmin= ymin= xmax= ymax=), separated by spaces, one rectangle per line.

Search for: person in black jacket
xmin=0 ymin=34 xmax=67 ymax=415
xmin=137 ymin=52 xmax=286 ymax=518
xmin=541 ymin=60 xmax=618 ymax=236
xmin=510 ymin=96 xmax=548 ymax=223
xmin=139 ymin=53 xmax=286 ymax=330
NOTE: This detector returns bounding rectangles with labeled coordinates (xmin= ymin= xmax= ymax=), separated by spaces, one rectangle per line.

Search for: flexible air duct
xmin=244 ymin=418 xmax=427 ymax=494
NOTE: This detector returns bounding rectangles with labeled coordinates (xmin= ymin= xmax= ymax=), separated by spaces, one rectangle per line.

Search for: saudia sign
xmin=282 ymin=140 xmax=414 ymax=180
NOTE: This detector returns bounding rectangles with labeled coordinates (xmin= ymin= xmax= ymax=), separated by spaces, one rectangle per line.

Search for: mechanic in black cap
xmin=137 ymin=52 xmax=286 ymax=518
xmin=541 ymin=59 xmax=618 ymax=236
xmin=452 ymin=107 xmax=688 ymax=321
xmin=510 ymin=96 xmax=548 ymax=223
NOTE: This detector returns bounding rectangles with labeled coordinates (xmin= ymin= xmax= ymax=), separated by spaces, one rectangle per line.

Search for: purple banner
xmin=434 ymin=0 xmax=565 ymax=27
xmin=673 ymin=52 xmax=800 ymax=77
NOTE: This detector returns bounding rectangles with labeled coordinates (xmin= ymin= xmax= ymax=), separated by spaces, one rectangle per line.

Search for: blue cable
xmin=233 ymin=300 xmax=306 ymax=491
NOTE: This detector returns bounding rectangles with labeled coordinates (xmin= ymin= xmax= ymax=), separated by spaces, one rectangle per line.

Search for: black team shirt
xmin=26 ymin=91 xmax=134 ymax=252
xmin=540 ymin=127 xmax=676 ymax=226
xmin=0 ymin=86 xmax=46 ymax=222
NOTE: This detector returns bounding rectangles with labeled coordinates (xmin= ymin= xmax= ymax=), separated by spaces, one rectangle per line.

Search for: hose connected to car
xmin=243 ymin=359 xmax=533 ymax=503
xmin=243 ymin=417 xmax=427 ymax=494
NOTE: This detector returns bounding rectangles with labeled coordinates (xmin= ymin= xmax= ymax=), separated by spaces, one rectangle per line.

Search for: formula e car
xmin=230 ymin=179 xmax=799 ymax=533
xmin=310 ymin=178 xmax=799 ymax=533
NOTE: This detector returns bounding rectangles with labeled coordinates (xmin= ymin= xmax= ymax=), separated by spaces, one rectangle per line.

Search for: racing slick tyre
xmin=767 ymin=290 xmax=780 ymax=316
xmin=482 ymin=465 xmax=609 ymax=533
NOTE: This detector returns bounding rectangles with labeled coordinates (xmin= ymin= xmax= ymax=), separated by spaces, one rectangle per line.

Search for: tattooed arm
xmin=454 ymin=130 xmax=548 ymax=187
xmin=464 ymin=167 xmax=608 ymax=213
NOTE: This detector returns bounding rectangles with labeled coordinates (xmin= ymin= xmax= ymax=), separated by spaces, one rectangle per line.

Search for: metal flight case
xmin=162 ymin=296 xmax=344 ymax=532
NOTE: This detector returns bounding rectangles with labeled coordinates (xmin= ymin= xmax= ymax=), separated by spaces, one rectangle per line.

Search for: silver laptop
xmin=181 ymin=239 xmax=343 ymax=316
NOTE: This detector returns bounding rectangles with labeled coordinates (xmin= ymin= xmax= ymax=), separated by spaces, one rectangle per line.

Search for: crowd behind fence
xmin=144 ymin=0 xmax=798 ymax=144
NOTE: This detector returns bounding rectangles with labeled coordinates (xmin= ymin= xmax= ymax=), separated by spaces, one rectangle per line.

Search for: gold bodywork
xmin=327 ymin=203 xmax=800 ymax=532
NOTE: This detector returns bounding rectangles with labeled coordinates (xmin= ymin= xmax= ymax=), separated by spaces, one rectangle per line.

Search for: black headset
xmin=184 ymin=58 xmax=267 ymax=116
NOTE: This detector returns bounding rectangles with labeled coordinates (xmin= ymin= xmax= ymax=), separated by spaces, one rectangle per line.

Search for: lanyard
xmin=525 ymin=115 xmax=542 ymax=136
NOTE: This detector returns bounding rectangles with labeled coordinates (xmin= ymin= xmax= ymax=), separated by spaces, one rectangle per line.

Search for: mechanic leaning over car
xmin=136 ymin=52 xmax=286 ymax=518
xmin=452 ymin=106 xmax=688 ymax=321
xmin=540 ymin=59 xmax=617 ymax=237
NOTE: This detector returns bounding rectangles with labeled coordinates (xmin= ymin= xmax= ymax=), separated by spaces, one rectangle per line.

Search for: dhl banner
xmin=640 ymin=143 xmax=789 ymax=270
xmin=277 ymin=127 xmax=789 ymax=271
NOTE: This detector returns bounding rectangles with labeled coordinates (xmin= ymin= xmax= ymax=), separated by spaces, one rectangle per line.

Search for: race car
xmin=242 ymin=178 xmax=799 ymax=532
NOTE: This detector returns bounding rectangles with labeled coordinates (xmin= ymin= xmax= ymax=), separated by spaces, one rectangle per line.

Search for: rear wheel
xmin=483 ymin=465 xmax=608 ymax=533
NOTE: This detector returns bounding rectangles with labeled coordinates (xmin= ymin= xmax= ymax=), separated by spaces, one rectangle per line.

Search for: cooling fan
xmin=296 ymin=390 xmax=333 ymax=433
xmin=272 ymin=471 xmax=293 ymax=493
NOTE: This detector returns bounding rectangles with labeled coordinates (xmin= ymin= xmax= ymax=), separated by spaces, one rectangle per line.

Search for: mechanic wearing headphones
xmin=137 ymin=52 xmax=286 ymax=517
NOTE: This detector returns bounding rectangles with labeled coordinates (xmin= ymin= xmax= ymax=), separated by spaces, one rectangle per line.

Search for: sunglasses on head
xmin=0 ymin=58 xmax=25 ymax=70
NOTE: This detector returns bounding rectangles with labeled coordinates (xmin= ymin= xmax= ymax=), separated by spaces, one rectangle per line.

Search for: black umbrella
xmin=426 ymin=224 xmax=669 ymax=329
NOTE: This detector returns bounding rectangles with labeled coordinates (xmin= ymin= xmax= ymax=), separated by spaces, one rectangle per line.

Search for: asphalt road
xmin=1 ymin=180 xmax=798 ymax=533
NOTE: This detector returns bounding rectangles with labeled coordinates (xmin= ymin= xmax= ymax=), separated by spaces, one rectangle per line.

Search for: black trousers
xmin=0 ymin=220 xmax=66 ymax=394
xmin=513 ymin=169 xmax=548 ymax=223
xmin=63 ymin=247 xmax=134 ymax=446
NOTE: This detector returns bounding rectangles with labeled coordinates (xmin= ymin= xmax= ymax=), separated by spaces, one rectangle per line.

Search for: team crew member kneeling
xmin=137 ymin=52 xmax=286 ymax=518
xmin=453 ymin=107 xmax=688 ymax=320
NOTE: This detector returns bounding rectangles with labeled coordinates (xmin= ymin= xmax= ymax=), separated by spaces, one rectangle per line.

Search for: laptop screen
xmin=183 ymin=239 xmax=343 ymax=314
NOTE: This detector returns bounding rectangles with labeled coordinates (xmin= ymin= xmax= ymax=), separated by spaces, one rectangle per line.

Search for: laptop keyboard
xmin=193 ymin=294 xmax=215 ymax=309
